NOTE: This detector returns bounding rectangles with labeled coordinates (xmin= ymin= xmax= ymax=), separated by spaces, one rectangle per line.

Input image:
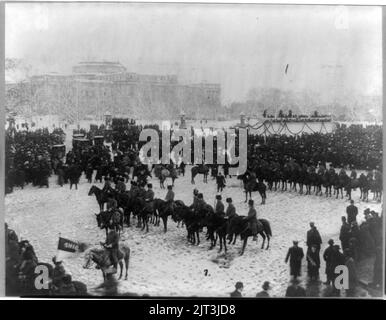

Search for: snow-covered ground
xmin=5 ymin=169 xmax=381 ymax=297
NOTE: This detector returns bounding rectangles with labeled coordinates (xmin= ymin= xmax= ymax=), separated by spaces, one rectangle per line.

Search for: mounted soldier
xmin=165 ymin=185 xmax=175 ymax=214
xmin=115 ymin=177 xmax=126 ymax=193
xmin=100 ymin=229 xmax=120 ymax=274
xmin=143 ymin=183 xmax=155 ymax=213
xmin=244 ymin=199 xmax=259 ymax=241
xmin=215 ymin=195 xmax=225 ymax=217
xmin=102 ymin=176 xmax=115 ymax=198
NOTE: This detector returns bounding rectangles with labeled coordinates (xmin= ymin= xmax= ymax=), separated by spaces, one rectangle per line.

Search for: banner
xmin=57 ymin=237 xmax=80 ymax=253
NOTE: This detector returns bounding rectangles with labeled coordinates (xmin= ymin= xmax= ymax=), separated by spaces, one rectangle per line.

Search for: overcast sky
xmin=6 ymin=3 xmax=382 ymax=103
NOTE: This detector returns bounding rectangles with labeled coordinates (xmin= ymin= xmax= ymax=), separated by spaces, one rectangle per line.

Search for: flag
xmin=57 ymin=237 xmax=80 ymax=253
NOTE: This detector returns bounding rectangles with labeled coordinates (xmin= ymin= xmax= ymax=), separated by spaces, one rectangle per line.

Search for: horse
xmin=95 ymin=210 xmax=124 ymax=239
xmin=154 ymin=165 xmax=178 ymax=189
xmin=191 ymin=165 xmax=209 ymax=184
xmin=238 ymin=172 xmax=267 ymax=204
xmin=202 ymin=213 xmax=228 ymax=253
xmin=83 ymin=244 xmax=130 ymax=280
xmin=172 ymin=201 xmax=201 ymax=245
xmin=228 ymin=217 xmax=272 ymax=255
xmin=88 ymin=185 xmax=110 ymax=211
xmin=153 ymin=198 xmax=175 ymax=232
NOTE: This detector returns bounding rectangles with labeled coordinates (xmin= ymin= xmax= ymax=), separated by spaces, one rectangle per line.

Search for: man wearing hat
xmin=215 ymin=195 xmax=225 ymax=217
xmin=323 ymin=239 xmax=335 ymax=285
xmin=256 ymin=281 xmax=271 ymax=297
xmin=144 ymin=183 xmax=155 ymax=207
xmin=115 ymin=177 xmax=126 ymax=194
xmin=194 ymin=193 xmax=206 ymax=215
xmin=102 ymin=176 xmax=114 ymax=197
xmin=346 ymin=200 xmax=358 ymax=225
xmin=285 ymin=240 xmax=304 ymax=280
xmin=230 ymin=281 xmax=244 ymax=297
xmin=225 ymin=198 xmax=237 ymax=238
xmin=216 ymin=172 xmax=226 ymax=193
xmin=245 ymin=199 xmax=259 ymax=241
xmin=306 ymin=222 xmax=322 ymax=254
xmin=165 ymin=185 xmax=175 ymax=214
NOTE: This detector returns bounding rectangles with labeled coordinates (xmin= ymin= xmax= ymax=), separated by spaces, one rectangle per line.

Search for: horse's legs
xmin=223 ymin=234 xmax=227 ymax=253
xmin=196 ymin=231 xmax=200 ymax=245
xmin=162 ymin=216 xmax=168 ymax=233
xmin=240 ymin=238 xmax=247 ymax=255
xmin=118 ymin=260 xmax=123 ymax=280
xmin=124 ymin=253 xmax=129 ymax=280
xmin=266 ymin=234 xmax=270 ymax=250
xmin=260 ymin=233 xmax=266 ymax=249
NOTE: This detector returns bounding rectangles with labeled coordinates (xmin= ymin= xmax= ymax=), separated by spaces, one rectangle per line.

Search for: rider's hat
xmin=226 ymin=197 xmax=232 ymax=203
xmin=147 ymin=183 xmax=152 ymax=188
xmin=248 ymin=199 xmax=254 ymax=206
xmin=198 ymin=193 xmax=203 ymax=199
xmin=216 ymin=195 xmax=222 ymax=200
xmin=167 ymin=185 xmax=173 ymax=189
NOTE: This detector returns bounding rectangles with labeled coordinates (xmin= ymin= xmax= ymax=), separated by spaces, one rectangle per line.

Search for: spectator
xmin=323 ymin=239 xmax=335 ymax=285
xmin=285 ymin=279 xmax=306 ymax=297
xmin=256 ymin=281 xmax=271 ymax=298
xmin=346 ymin=200 xmax=358 ymax=225
xmin=339 ymin=216 xmax=351 ymax=251
xmin=306 ymin=222 xmax=322 ymax=254
xmin=344 ymin=249 xmax=357 ymax=297
xmin=230 ymin=282 xmax=244 ymax=297
xmin=285 ymin=240 xmax=304 ymax=280
xmin=306 ymin=245 xmax=320 ymax=281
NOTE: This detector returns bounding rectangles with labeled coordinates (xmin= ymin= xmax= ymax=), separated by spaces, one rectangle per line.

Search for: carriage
xmin=51 ymin=144 xmax=66 ymax=160
xmin=72 ymin=138 xmax=91 ymax=150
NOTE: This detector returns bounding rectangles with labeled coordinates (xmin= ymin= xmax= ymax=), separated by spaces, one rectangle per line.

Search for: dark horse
xmin=203 ymin=213 xmax=228 ymax=253
xmin=83 ymin=244 xmax=130 ymax=280
xmin=191 ymin=165 xmax=209 ymax=184
xmin=238 ymin=172 xmax=267 ymax=204
xmin=228 ymin=216 xmax=272 ymax=255
xmin=153 ymin=198 xmax=175 ymax=232
xmin=88 ymin=185 xmax=110 ymax=211
xmin=172 ymin=201 xmax=202 ymax=245
xmin=95 ymin=210 xmax=124 ymax=239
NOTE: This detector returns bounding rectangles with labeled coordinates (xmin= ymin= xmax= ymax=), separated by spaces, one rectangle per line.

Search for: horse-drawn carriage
xmin=51 ymin=144 xmax=66 ymax=160
xmin=72 ymin=137 xmax=92 ymax=150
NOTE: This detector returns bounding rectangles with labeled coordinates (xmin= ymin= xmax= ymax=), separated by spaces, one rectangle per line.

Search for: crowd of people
xmin=229 ymin=205 xmax=382 ymax=298
xmin=4 ymin=118 xmax=383 ymax=298
xmin=5 ymin=223 xmax=89 ymax=296
xmin=5 ymin=128 xmax=65 ymax=193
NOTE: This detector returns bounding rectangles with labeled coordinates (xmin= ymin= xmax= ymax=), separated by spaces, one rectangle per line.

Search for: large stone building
xmin=8 ymin=61 xmax=221 ymax=122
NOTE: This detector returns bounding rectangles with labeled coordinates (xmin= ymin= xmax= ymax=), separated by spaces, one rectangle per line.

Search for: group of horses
xmin=88 ymin=182 xmax=272 ymax=256
xmin=241 ymin=159 xmax=383 ymax=203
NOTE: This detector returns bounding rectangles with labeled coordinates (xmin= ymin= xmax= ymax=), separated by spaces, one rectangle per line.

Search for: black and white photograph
xmin=3 ymin=1 xmax=384 ymax=299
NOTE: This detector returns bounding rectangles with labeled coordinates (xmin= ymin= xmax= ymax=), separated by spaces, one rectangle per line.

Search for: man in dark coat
xmin=256 ymin=281 xmax=271 ymax=298
xmin=330 ymin=245 xmax=346 ymax=296
xmin=215 ymin=195 xmax=225 ymax=216
xmin=306 ymin=222 xmax=322 ymax=253
xmin=101 ymin=230 xmax=120 ymax=273
xmin=216 ymin=172 xmax=226 ymax=193
xmin=339 ymin=216 xmax=351 ymax=251
xmin=323 ymin=239 xmax=335 ymax=285
xmin=346 ymin=200 xmax=358 ymax=224
xmin=285 ymin=279 xmax=306 ymax=297
xmin=285 ymin=241 xmax=304 ymax=279
xmin=230 ymin=281 xmax=243 ymax=297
